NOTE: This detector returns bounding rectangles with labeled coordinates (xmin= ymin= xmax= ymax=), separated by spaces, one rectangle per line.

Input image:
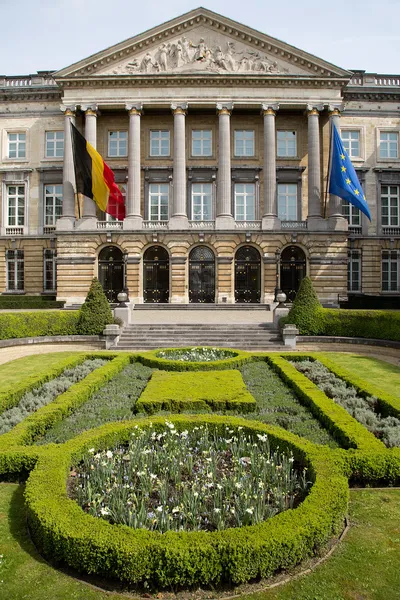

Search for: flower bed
xmin=72 ymin=422 xmax=308 ymax=532
xmin=136 ymin=347 xmax=251 ymax=371
xmin=156 ymin=347 xmax=236 ymax=362
xmin=24 ymin=415 xmax=348 ymax=588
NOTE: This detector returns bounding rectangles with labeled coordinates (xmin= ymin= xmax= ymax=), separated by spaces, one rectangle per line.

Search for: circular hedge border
xmin=135 ymin=347 xmax=252 ymax=371
xmin=25 ymin=415 xmax=348 ymax=589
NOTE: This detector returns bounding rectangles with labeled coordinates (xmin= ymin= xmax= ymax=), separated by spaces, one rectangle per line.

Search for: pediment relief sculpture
xmin=106 ymin=37 xmax=289 ymax=76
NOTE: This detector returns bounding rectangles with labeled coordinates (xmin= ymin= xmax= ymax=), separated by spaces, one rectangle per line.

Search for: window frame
xmin=191 ymin=182 xmax=213 ymax=221
xmin=45 ymin=131 xmax=64 ymax=159
xmin=342 ymin=199 xmax=362 ymax=227
xmin=348 ymin=249 xmax=362 ymax=293
xmin=6 ymin=249 xmax=24 ymax=292
xmin=234 ymin=182 xmax=256 ymax=221
xmin=107 ymin=130 xmax=128 ymax=158
xmin=378 ymin=129 xmax=399 ymax=161
xmin=277 ymin=182 xmax=298 ymax=221
xmin=382 ymin=249 xmax=400 ymax=292
xmin=276 ymin=130 xmax=297 ymax=158
xmin=381 ymin=184 xmax=399 ymax=228
xmin=234 ymin=129 xmax=255 ymax=158
xmin=340 ymin=128 xmax=362 ymax=160
xmin=148 ymin=182 xmax=170 ymax=221
xmin=7 ymin=131 xmax=27 ymax=160
xmin=191 ymin=129 xmax=213 ymax=157
xmin=44 ymin=184 xmax=63 ymax=226
xmin=149 ymin=130 xmax=170 ymax=157
xmin=6 ymin=184 xmax=26 ymax=227
xmin=43 ymin=248 xmax=57 ymax=292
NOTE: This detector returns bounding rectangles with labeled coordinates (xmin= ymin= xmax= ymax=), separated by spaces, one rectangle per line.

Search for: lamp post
xmin=274 ymin=248 xmax=281 ymax=302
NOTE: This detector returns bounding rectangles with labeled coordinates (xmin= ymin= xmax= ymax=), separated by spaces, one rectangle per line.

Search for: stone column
xmin=124 ymin=103 xmax=143 ymax=229
xmin=306 ymin=104 xmax=326 ymax=230
xmin=216 ymin=102 xmax=235 ymax=229
xmin=328 ymin=106 xmax=348 ymax=231
xmin=81 ymin=105 xmax=98 ymax=223
xmin=262 ymin=103 xmax=280 ymax=229
xmin=57 ymin=105 xmax=76 ymax=231
xmin=169 ymin=103 xmax=189 ymax=229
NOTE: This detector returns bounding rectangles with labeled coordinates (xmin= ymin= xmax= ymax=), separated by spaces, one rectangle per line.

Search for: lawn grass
xmin=320 ymin=353 xmax=400 ymax=399
xmin=1 ymin=483 xmax=399 ymax=600
xmin=0 ymin=352 xmax=78 ymax=395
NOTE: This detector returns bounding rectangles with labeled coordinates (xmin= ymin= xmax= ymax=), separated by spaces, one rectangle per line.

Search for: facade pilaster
xmin=216 ymin=102 xmax=235 ymax=229
xmin=169 ymin=103 xmax=189 ymax=229
xmin=306 ymin=104 xmax=326 ymax=231
xmin=81 ymin=104 xmax=98 ymax=223
xmin=328 ymin=106 xmax=348 ymax=231
xmin=57 ymin=106 xmax=76 ymax=231
xmin=262 ymin=103 xmax=280 ymax=229
xmin=124 ymin=104 xmax=143 ymax=229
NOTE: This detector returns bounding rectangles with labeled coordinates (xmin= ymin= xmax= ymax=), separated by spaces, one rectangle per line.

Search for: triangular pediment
xmin=55 ymin=8 xmax=350 ymax=80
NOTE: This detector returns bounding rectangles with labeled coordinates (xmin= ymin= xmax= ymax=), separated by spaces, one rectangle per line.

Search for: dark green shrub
xmin=321 ymin=309 xmax=400 ymax=341
xmin=0 ymin=311 xmax=79 ymax=340
xmin=284 ymin=276 xmax=323 ymax=335
xmin=77 ymin=278 xmax=113 ymax=335
xmin=0 ymin=295 xmax=65 ymax=310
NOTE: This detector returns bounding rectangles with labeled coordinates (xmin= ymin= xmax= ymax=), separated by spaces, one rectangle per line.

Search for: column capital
xmin=171 ymin=102 xmax=188 ymax=115
xmin=60 ymin=105 xmax=76 ymax=116
xmin=261 ymin=103 xmax=279 ymax=116
xmin=306 ymin=104 xmax=324 ymax=116
xmin=328 ymin=105 xmax=343 ymax=118
xmin=125 ymin=103 xmax=143 ymax=115
xmin=216 ymin=102 xmax=234 ymax=115
xmin=81 ymin=104 xmax=98 ymax=116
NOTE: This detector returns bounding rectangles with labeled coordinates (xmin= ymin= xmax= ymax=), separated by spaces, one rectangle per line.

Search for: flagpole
xmin=324 ymin=118 xmax=334 ymax=219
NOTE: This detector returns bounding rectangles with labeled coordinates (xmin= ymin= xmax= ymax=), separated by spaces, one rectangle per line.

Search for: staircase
xmin=115 ymin=323 xmax=283 ymax=351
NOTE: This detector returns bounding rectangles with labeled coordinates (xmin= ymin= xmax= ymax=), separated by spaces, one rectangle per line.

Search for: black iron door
xmin=98 ymin=246 xmax=124 ymax=302
xmin=234 ymin=246 xmax=261 ymax=303
xmin=280 ymin=246 xmax=306 ymax=302
xmin=143 ymin=246 xmax=169 ymax=303
xmin=189 ymin=246 xmax=215 ymax=303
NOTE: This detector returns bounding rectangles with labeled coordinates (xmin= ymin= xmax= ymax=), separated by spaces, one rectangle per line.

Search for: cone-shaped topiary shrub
xmin=77 ymin=278 xmax=113 ymax=334
xmin=285 ymin=276 xmax=323 ymax=335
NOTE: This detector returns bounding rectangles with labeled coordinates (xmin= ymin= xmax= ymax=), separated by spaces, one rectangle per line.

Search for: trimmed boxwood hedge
xmin=135 ymin=347 xmax=252 ymax=371
xmin=0 ymin=310 xmax=79 ymax=340
xmin=136 ymin=369 xmax=256 ymax=414
xmin=0 ymin=295 xmax=65 ymax=310
xmin=24 ymin=415 xmax=349 ymax=589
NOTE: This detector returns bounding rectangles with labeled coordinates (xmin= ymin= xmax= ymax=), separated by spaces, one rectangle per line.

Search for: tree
xmin=286 ymin=276 xmax=323 ymax=334
xmin=77 ymin=278 xmax=113 ymax=334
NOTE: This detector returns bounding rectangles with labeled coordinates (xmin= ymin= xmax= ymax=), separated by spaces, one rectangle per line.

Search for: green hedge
xmin=0 ymin=295 xmax=65 ymax=310
xmin=24 ymin=415 xmax=348 ymax=588
xmin=136 ymin=347 xmax=252 ymax=371
xmin=0 ymin=311 xmax=79 ymax=340
xmin=136 ymin=370 xmax=256 ymax=414
xmin=0 ymin=353 xmax=130 ymax=453
xmin=0 ymin=353 xmax=89 ymax=415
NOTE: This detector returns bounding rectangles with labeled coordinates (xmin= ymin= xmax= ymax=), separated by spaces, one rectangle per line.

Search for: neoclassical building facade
xmin=0 ymin=8 xmax=399 ymax=306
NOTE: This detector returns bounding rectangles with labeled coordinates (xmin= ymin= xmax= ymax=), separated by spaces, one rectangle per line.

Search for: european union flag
xmin=329 ymin=124 xmax=371 ymax=221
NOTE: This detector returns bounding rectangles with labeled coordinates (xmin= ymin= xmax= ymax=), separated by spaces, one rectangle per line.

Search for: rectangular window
xmin=234 ymin=183 xmax=255 ymax=221
xmin=379 ymin=132 xmax=399 ymax=159
xmin=149 ymin=183 xmax=169 ymax=221
xmin=381 ymin=185 xmax=399 ymax=227
xmin=277 ymin=131 xmax=297 ymax=157
xmin=150 ymin=130 xmax=170 ymax=156
xmin=192 ymin=130 xmax=212 ymax=156
xmin=44 ymin=249 xmax=56 ymax=292
xmin=6 ymin=185 xmax=25 ymax=226
xmin=348 ymin=250 xmax=361 ymax=292
xmin=6 ymin=249 xmax=24 ymax=291
xmin=234 ymin=130 xmax=255 ymax=157
xmin=108 ymin=131 xmax=128 ymax=157
xmin=44 ymin=184 xmax=63 ymax=226
xmin=191 ymin=183 xmax=213 ymax=220
xmin=45 ymin=131 xmax=64 ymax=158
xmin=8 ymin=132 xmax=26 ymax=159
xmin=382 ymin=250 xmax=399 ymax=291
xmin=277 ymin=183 xmax=297 ymax=221
xmin=341 ymin=130 xmax=360 ymax=158
xmin=342 ymin=200 xmax=361 ymax=227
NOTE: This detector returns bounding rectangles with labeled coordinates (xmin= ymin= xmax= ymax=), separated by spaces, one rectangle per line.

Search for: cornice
xmin=344 ymin=89 xmax=400 ymax=102
xmin=0 ymin=89 xmax=61 ymax=102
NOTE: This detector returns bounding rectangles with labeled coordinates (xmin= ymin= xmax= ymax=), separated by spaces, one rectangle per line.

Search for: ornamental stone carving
xmin=108 ymin=37 xmax=288 ymax=75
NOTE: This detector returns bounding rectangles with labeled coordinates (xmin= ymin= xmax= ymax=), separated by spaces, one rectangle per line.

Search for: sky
xmin=1 ymin=0 xmax=399 ymax=75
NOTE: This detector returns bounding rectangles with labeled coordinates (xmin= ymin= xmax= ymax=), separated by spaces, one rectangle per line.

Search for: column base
xmin=123 ymin=216 xmax=143 ymax=230
xmin=215 ymin=215 xmax=235 ymax=230
xmin=262 ymin=216 xmax=281 ymax=230
xmin=56 ymin=217 xmax=75 ymax=231
xmin=307 ymin=216 xmax=328 ymax=231
xmin=75 ymin=217 xmax=98 ymax=231
xmin=328 ymin=216 xmax=349 ymax=231
xmin=168 ymin=216 xmax=189 ymax=230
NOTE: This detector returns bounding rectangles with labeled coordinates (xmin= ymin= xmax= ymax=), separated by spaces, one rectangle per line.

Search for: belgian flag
xmin=71 ymin=123 xmax=126 ymax=220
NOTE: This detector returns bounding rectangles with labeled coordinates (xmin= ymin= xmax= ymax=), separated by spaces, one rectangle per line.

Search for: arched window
xmin=98 ymin=246 xmax=124 ymax=302
xmin=280 ymin=246 xmax=306 ymax=302
xmin=143 ymin=246 xmax=169 ymax=303
xmin=234 ymin=246 xmax=261 ymax=303
xmin=189 ymin=246 xmax=215 ymax=303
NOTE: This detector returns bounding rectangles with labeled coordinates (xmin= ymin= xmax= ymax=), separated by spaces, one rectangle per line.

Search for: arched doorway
xmin=234 ymin=246 xmax=261 ymax=303
xmin=98 ymin=246 xmax=124 ymax=302
xmin=280 ymin=246 xmax=306 ymax=302
xmin=189 ymin=246 xmax=215 ymax=303
xmin=143 ymin=246 xmax=169 ymax=303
